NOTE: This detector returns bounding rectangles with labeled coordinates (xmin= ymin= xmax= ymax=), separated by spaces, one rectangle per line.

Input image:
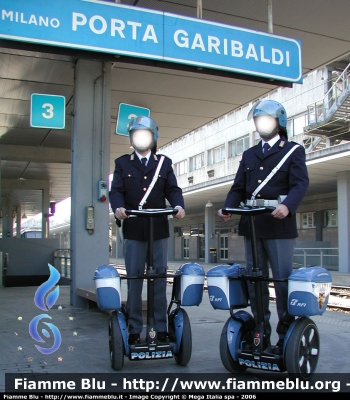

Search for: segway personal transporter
xmin=94 ymin=208 xmax=205 ymax=370
xmin=207 ymin=206 xmax=332 ymax=380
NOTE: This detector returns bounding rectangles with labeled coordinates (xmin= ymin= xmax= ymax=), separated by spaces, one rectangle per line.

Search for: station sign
xmin=116 ymin=103 xmax=150 ymax=136
xmin=0 ymin=0 xmax=302 ymax=83
xmin=30 ymin=93 xmax=66 ymax=129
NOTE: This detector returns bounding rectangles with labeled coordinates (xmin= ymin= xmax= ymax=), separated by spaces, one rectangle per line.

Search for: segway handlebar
xmin=222 ymin=206 xmax=275 ymax=217
xmin=125 ymin=208 xmax=179 ymax=217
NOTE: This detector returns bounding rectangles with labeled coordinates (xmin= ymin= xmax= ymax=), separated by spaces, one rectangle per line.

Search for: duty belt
xmin=245 ymin=199 xmax=279 ymax=207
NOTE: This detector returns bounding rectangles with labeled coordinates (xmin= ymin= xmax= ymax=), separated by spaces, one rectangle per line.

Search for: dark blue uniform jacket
xmin=224 ymin=139 xmax=309 ymax=239
xmin=109 ymin=152 xmax=185 ymax=241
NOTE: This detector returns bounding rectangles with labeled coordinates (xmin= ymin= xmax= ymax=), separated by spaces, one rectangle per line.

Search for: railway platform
xmin=1 ymin=259 xmax=350 ymax=393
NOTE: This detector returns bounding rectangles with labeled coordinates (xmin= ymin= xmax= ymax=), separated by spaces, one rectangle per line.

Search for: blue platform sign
xmin=30 ymin=94 xmax=66 ymax=129
xmin=0 ymin=0 xmax=302 ymax=83
xmin=116 ymin=103 xmax=150 ymax=136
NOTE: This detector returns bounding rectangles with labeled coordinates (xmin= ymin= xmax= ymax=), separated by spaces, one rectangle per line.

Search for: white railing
xmin=293 ymin=247 xmax=338 ymax=269
xmin=307 ymin=64 xmax=350 ymax=125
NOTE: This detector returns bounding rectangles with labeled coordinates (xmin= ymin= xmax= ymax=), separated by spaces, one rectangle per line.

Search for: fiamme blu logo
xmin=29 ymin=264 xmax=62 ymax=354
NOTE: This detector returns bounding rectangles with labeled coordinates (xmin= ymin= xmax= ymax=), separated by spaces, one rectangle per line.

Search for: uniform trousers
xmin=124 ymin=238 xmax=168 ymax=335
xmin=244 ymin=237 xmax=296 ymax=341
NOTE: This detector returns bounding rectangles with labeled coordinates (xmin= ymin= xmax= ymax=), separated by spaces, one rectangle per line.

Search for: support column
xmin=197 ymin=0 xmax=202 ymax=19
xmin=323 ymin=66 xmax=333 ymax=93
xmin=204 ymin=202 xmax=216 ymax=263
xmin=0 ymin=157 xmax=1 ymax=236
xmin=2 ymin=197 xmax=13 ymax=237
xmin=70 ymin=59 xmax=112 ymax=307
xmin=267 ymin=0 xmax=273 ymax=33
xmin=42 ymin=183 xmax=50 ymax=238
xmin=315 ymin=211 xmax=323 ymax=241
xmin=16 ymin=206 xmax=21 ymax=238
xmin=337 ymin=171 xmax=350 ymax=273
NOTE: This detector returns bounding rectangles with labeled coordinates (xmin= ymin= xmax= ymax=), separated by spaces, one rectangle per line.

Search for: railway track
xmin=327 ymin=285 xmax=350 ymax=312
xmin=113 ymin=265 xmax=350 ymax=313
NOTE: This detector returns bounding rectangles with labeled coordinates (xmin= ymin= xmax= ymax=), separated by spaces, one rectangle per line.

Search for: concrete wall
xmin=227 ymin=233 xmax=245 ymax=264
xmin=174 ymin=236 xmax=182 ymax=261
xmin=0 ymin=237 xmax=60 ymax=276
xmin=323 ymin=227 xmax=338 ymax=247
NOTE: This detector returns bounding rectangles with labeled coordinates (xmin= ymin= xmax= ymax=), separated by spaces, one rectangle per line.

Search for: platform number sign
xmin=116 ymin=103 xmax=150 ymax=136
xmin=30 ymin=94 xmax=66 ymax=129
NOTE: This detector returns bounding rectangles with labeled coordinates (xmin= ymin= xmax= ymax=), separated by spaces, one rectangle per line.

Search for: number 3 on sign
xmin=42 ymin=103 xmax=54 ymax=119
xmin=30 ymin=94 xmax=65 ymax=129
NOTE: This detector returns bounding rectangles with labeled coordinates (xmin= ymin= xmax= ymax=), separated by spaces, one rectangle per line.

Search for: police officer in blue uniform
xmin=109 ymin=116 xmax=185 ymax=345
xmin=218 ymin=100 xmax=309 ymax=354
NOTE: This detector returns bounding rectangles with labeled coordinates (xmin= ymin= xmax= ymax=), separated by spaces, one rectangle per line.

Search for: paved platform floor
xmin=1 ymin=280 xmax=350 ymax=392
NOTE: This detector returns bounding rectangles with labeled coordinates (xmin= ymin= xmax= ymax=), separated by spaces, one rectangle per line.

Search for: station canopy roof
xmin=1 ymin=0 xmax=350 ymax=218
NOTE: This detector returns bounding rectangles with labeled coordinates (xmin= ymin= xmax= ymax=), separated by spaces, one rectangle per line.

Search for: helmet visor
xmin=247 ymin=100 xmax=283 ymax=120
xmin=128 ymin=116 xmax=157 ymax=133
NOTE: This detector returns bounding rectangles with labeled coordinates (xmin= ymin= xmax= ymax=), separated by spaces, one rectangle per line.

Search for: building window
xmin=220 ymin=234 xmax=228 ymax=259
xmin=183 ymin=237 xmax=189 ymax=259
xmin=208 ymin=145 xmax=225 ymax=165
xmin=189 ymin=153 xmax=204 ymax=172
xmin=229 ymin=136 xmax=250 ymax=157
xmin=325 ymin=210 xmax=338 ymax=227
xmin=302 ymin=212 xmax=315 ymax=228
xmin=173 ymin=159 xmax=187 ymax=176
xmin=287 ymin=119 xmax=294 ymax=137
xmin=293 ymin=114 xmax=307 ymax=136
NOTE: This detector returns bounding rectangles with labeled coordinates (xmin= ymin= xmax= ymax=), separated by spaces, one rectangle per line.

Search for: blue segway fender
xmin=226 ymin=318 xmax=244 ymax=362
xmin=116 ymin=310 xmax=129 ymax=356
xmin=226 ymin=310 xmax=255 ymax=362
xmin=283 ymin=317 xmax=301 ymax=364
xmin=172 ymin=308 xmax=185 ymax=353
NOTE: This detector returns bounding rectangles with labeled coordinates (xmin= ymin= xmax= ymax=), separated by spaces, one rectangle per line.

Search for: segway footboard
xmin=128 ymin=342 xmax=175 ymax=361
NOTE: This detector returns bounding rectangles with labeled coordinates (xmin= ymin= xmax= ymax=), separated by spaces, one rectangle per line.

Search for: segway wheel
xmin=174 ymin=309 xmax=192 ymax=366
xmin=109 ymin=311 xmax=125 ymax=371
xmin=285 ymin=317 xmax=320 ymax=380
xmin=220 ymin=319 xmax=247 ymax=373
